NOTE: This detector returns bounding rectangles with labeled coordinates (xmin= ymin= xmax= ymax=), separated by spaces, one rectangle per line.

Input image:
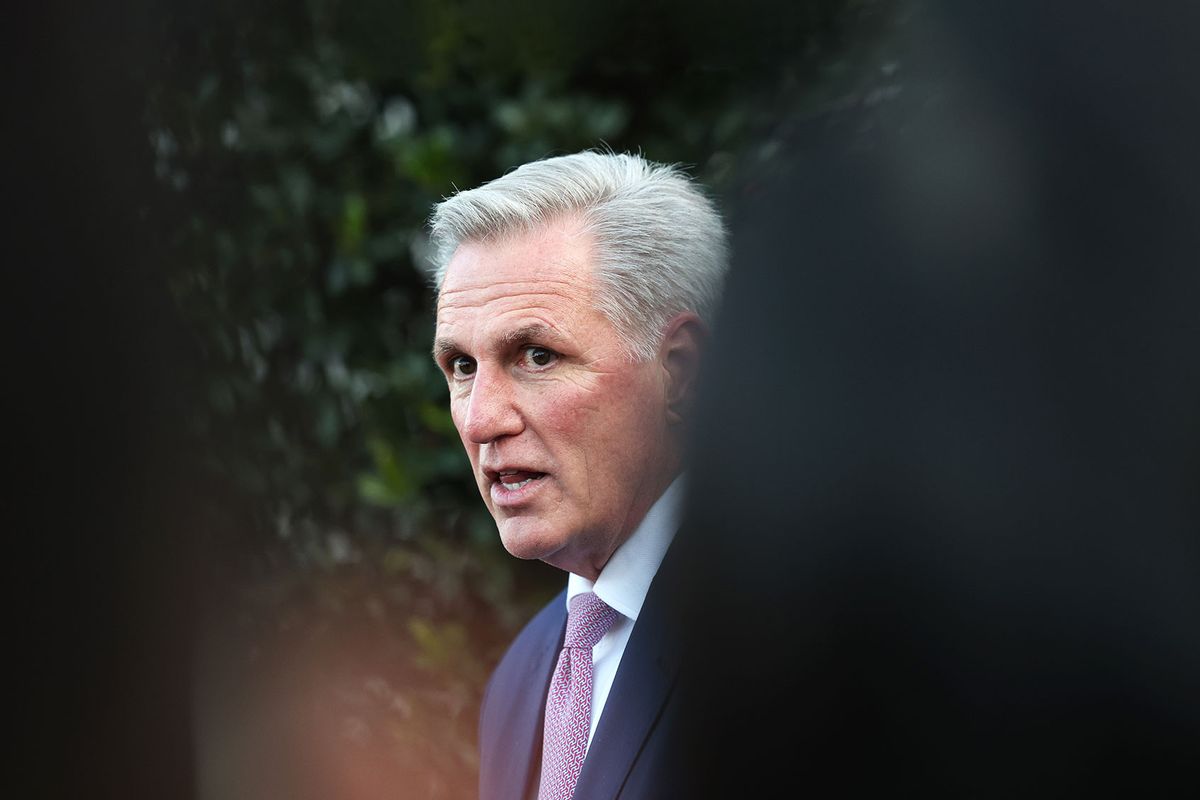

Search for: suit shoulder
xmin=479 ymin=589 xmax=566 ymax=753
xmin=490 ymin=588 xmax=566 ymax=682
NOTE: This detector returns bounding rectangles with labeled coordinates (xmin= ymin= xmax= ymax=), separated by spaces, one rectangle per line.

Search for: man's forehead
xmin=437 ymin=273 xmax=583 ymax=306
xmin=440 ymin=218 xmax=595 ymax=290
xmin=432 ymin=276 xmax=605 ymax=360
xmin=434 ymin=278 xmax=589 ymax=335
xmin=432 ymin=219 xmax=608 ymax=356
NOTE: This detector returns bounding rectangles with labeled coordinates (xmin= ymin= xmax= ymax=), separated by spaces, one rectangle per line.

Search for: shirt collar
xmin=566 ymin=474 xmax=685 ymax=621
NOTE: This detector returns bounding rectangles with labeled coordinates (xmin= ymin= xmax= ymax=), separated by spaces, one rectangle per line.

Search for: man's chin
xmin=496 ymin=520 xmax=566 ymax=564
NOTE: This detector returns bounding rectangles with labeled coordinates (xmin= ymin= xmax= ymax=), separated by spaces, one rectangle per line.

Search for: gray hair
xmin=427 ymin=150 xmax=729 ymax=361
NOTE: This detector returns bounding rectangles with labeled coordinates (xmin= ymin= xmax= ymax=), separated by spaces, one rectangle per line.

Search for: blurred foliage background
xmin=141 ymin=0 xmax=903 ymax=796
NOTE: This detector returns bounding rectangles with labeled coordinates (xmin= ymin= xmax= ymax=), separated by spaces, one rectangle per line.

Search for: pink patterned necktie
xmin=537 ymin=592 xmax=620 ymax=800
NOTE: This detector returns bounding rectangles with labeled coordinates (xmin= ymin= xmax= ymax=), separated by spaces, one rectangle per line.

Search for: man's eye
xmin=450 ymin=355 xmax=476 ymax=378
xmin=524 ymin=346 xmax=556 ymax=367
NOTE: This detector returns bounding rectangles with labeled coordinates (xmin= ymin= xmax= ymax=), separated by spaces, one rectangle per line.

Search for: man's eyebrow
xmin=432 ymin=324 xmax=566 ymax=361
xmin=501 ymin=324 xmax=565 ymax=347
xmin=432 ymin=338 xmax=460 ymax=361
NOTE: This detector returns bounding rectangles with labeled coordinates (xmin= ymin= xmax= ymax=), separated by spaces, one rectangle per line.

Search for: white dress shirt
xmin=564 ymin=474 xmax=685 ymax=749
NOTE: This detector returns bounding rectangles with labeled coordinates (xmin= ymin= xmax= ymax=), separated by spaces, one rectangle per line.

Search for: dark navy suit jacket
xmin=478 ymin=545 xmax=688 ymax=800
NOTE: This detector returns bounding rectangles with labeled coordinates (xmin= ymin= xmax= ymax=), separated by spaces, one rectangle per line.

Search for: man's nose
xmin=460 ymin=368 xmax=524 ymax=444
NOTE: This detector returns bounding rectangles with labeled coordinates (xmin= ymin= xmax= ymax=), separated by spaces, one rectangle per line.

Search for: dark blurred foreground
xmin=680 ymin=2 xmax=1200 ymax=796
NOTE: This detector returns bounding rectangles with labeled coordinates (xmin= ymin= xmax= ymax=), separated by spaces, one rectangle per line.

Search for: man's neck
xmin=566 ymin=474 xmax=685 ymax=621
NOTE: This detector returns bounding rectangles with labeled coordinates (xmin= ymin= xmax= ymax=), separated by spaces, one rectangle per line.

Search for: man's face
xmin=434 ymin=216 xmax=679 ymax=579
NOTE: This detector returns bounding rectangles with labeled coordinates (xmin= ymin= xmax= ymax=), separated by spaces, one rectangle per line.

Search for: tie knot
xmin=564 ymin=592 xmax=619 ymax=650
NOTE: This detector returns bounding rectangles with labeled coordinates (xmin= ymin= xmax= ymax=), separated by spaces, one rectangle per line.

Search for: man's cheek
xmin=542 ymin=387 xmax=599 ymax=426
xmin=450 ymin=406 xmax=470 ymax=445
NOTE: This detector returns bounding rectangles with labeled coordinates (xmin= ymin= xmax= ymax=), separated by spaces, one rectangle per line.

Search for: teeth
xmin=501 ymin=477 xmax=534 ymax=490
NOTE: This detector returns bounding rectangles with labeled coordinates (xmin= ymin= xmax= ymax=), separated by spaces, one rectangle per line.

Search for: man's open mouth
xmin=496 ymin=469 xmax=545 ymax=491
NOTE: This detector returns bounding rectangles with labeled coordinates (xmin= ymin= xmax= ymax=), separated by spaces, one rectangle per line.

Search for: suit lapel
xmin=571 ymin=544 xmax=686 ymax=799
xmin=491 ymin=599 xmax=566 ymax=800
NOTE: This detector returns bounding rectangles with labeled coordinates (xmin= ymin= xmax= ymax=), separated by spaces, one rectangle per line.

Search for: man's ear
xmin=659 ymin=313 xmax=707 ymax=426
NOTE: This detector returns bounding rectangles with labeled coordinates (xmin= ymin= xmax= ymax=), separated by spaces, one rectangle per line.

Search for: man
xmin=428 ymin=151 xmax=727 ymax=800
